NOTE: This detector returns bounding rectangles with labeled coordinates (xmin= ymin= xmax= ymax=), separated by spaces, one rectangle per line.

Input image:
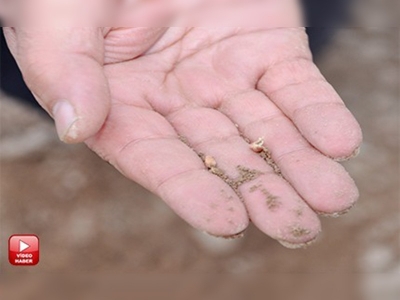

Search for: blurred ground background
xmin=0 ymin=5 xmax=399 ymax=300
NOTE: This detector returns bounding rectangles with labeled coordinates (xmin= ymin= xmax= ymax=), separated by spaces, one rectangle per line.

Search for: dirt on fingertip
xmin=290 ymin=226 xmax=312 ymax=238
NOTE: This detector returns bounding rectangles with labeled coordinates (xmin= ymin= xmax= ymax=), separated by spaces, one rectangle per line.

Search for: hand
xmin=4 ymin=3 xmax=362 ymax=248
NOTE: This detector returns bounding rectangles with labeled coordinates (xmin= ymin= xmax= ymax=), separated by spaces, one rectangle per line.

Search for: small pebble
xmin=204 ymin=155 xmax=217 ymax=168
xmin=250 ymin=137 xmax=265 ymax=153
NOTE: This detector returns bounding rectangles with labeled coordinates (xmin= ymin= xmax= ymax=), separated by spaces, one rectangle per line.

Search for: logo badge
xmin=9 ymin=235 xmax=39 ymax=266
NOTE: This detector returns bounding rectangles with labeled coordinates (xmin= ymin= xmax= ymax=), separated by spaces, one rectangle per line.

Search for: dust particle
xmin=210 ymin=166 xmax=237 ymax=189
xmin=179 ymin=135 xmax=190 ymax=146
xmin=266 ymin=195 xmax=280 ymax=210
xmin=220 ymin=189 xmax=235 ymax=202
xmin=249 ymin=184 xmax=261 ymax=193
xmin=236 ymin=165 xmax=263 ymax=186
xmin=209 ymin=203 xmax=219 ymax=209
xmin=198 ymin=152 xmax=205 ymax=161
xmin=260 ymin=188 xmax=280 ymax=211
xmin=204 ymin=163 xmax=262 ymax=200
xmin=295 ymin=208 xmax=304 ymax=217
xmin=200 ymin=155 xmax=237 ymax=188
xmin=260 ymin=149 xmax=281 ymax=175
xmin=291 ymin=227 xmax=311 ymax=238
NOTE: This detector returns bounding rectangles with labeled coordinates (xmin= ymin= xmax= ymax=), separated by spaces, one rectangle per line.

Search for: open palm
xmin=80 ymin=27 xmax=362 ymax=247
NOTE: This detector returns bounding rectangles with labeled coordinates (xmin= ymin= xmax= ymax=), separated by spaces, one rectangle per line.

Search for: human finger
xmin=168 ymin=106 xmax=321 ymax=247
xmin=87 ymin=104 xmax=250 ymax=238
xmin=220 ymin=90 xmax=359 ymax=216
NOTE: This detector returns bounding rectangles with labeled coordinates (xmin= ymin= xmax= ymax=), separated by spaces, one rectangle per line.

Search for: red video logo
xmin=9 ymin=235 xmax=39 ymax=266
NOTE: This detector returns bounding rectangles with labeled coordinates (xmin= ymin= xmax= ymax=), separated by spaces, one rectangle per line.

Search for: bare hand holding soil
xmin=4 ymin=3 xmax=362 ymax=248
xmin=87 ymin=27 xmax=361 ymax=248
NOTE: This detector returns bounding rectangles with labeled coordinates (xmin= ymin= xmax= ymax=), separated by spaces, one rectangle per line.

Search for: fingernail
xmin=279 ymin=237 xmax=319 ymax=249
xmin=334 ymin=146 xmax=361 ymax=162
xmin=207 ymin=229 xmax=246 ymax=240
xmin=52 ymin=101 xmax=80 ymax=142
xmin=316 ymin=201 xmax=357 ymax=218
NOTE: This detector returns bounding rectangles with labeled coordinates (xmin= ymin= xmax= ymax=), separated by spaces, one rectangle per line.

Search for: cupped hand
xmin=4 ymin=5 xmax=362 ymax=248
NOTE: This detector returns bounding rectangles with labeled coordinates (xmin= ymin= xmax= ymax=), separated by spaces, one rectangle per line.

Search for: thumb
xmin=3 ymin=3 xmax=113 ymax=143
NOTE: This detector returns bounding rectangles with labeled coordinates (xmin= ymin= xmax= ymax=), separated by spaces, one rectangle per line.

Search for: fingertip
xmin=8 ymin=26 xmax=110 ymax=143
xmin=53 ymin=99 xmax=109 ymax=144
xmin=52 ymin=100 xmax=78 ymax=143
xmin=275 ymin=211 xmax=322 ymax=246
xmin=158 ymin=171 xmax=250 ymax=238
xmin=316 ymin=182 xmax=359 ymax=217
xmin=295 ymin=103 xmax=363 ymax=159
xmin=189 ymin=194 xmax=250 ymax=238
xmin=241 ymin=175 xmax=322 ymax=247
xmin=334 ymin=145 xmax=361 ymax=162
xmin=206 ymin=221 xmax=249 ymax=239
xmin=320 ymin=120 xmax=363 ymax=160
xmin=279 ymin=150 xmax=360 ymax=218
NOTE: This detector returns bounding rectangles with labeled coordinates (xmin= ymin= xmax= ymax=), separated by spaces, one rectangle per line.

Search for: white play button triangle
xmin=19 ymin=240 xmax=30 ymax=252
